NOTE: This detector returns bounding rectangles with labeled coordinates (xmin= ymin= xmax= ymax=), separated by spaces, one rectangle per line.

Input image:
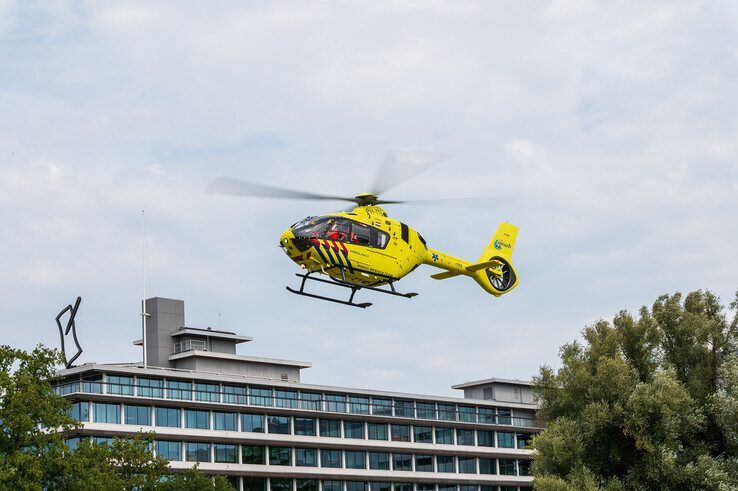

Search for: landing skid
xmin=286 ymin=272 xmax=418 ymax=309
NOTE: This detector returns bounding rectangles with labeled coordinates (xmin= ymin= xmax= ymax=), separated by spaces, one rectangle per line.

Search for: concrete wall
xmin=144 ymin=297 xmax=184 ymax=368
xmin=172 ymin=357 xmax=301 ymax=382
xmin=463 ymin=382 xmax=534 ymax=405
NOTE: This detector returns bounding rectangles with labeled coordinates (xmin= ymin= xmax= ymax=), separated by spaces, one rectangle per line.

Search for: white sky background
xmin=1 ymin=1 xmax=737 ymax=397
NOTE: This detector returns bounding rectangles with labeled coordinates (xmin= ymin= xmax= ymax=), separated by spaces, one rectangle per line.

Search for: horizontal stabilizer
xmin=466 ymin=259 xmax=504 ymax=273
xmin=430 ymin=271 xmax=461 ymax=280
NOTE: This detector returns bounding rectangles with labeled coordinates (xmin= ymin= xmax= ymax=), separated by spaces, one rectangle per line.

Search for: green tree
xmin=0 ymin=345 xmax=234 ymax=490
xmin=0 ymin=346 xmax=78 ymax=488
xmin=532 ymin=290 xmax=738 ymax=490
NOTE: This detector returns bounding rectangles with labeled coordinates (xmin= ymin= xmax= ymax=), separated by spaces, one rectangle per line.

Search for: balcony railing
xmin=52 ymin=379 xmax=543 ymax=429
xmin=172 ymin=340 xmax=207 ymax=354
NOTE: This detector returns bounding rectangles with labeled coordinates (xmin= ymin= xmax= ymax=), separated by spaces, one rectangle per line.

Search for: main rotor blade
xmin=207 ymin=177 xmax=356 ymax=203
xmin=370 ymin=151 xmax=449 ymax=196
xmin=375 ymin=195 xmax=521 ymax=209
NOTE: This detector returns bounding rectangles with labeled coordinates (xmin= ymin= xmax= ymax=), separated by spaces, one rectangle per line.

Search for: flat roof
xmin=168 ymin=350 xmax=312 ymax=368
xmin=170 ymin=327 xmax=252 ymax=343
xmin=451 ymin=377 xmax=533 ymax=390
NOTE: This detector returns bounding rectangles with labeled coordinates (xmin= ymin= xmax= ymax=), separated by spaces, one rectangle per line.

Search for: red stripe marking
xmin=339 ymin=242 xmax=349 ymax=255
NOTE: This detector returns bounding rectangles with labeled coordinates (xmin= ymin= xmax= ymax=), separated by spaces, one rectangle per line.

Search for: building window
xmin=93 ymin=403 xmax=120 ymax=424
xmin=195 ymin=383 xmax=219 ymax=402
xmin=185 ymin=409 xmax=209 ymax=430
xmin=319 ymin=419 xmax=341 ymax=438
xmin=241 ymin=445 xmax=265 ymax=464
xmin=371 ymin=398 xmax=392 ymax=416
xmin=457 ymin=428 xmax=474 ymax=446
xmin=349 ymin=396 xmax=369 ymax=414
xmin=137 ymin=378 xmax=164 ymax=398
xmin=437 ymin=455 xmax=455 ymax=473
xmin=415 ymin=454 xmax=433 ymax=472
xmin=435 ymin=427 xmax=454 ymax=444
xmin=519 ymin=459 xmax=531 ymax=476
xmin=295 ymin=417 xmax=316 ymax=436
xmin=439 ymin=486 xmax=457 ymax=491
xmin=416 ymin=486 xmax=434 ymax=491
xmin=367 ymin=423 xmax=388 ymax=441
xmin=268 ymin=415 xmax=290 ymax=434
xmin=92 ymin=437 xmax=112 ymax=446
xmin=243 ymin=477 xmax=267 ymax=491
xmin=459 ymin=486 xmax=477 ymax=491
xmin=213 ymin=411 xmax=237 ymax=431
xmin=296 ymin=480 xmax=318 ymax=491
xmin=155 ymin=407 xmax=180 ymax=428
xmin=344 ymin=420 xmax=365 ymax=439
xmin=222 ymin=385 xmax=247 ymax=404
xmin=390 ymin=424 xmax=411 ymax=442
xmin=499 ymin=458 xmax=517 ymax=475
xmin=269 ymin=446 xmax=292 ymax=466
xmin=416 ymin=402 xmax=436 ymax=419
xmin=413 ymin=426 xmax=432 ymax=443
xmin=70 ymin=402 xmax=89 ymax=422
xmin=167 ymin=380 xmax=192 ymax=400
xmin=300 ymin=391 xmax=321 ymax=411
xmin=517 ymin=433 xmax=530 ymax=449
xmin=346 ymin=483 xmax=367 ymax=491
xmin=497 ymin=408 xmax=512 ymax=425
xmin=394 ymin=484 xmax=412 ymax=491
xmin=185 ymin=442 xmax=210 ymax=462
xmin=321 ymin=449 xmax=342 ymax=468
xmin=295 ymin=448 xmax=317 ymax=467
xmin=478 ymin=430 xmax=494 ymax=447
xmin=458 ymin=405 xmax=476 ymax=422
xmin=322 ymin=482 xmax=343 ymax=491
xmin=394 ymin=399 xmax=414 ymax=418
xmin=108 ymin=375 xmax=133 ymax=395
xmin=65 ymin=437 xmax=80 ymax=450
xmin=271 ymin=479 xmax=292 ymax=491
xmin=392 ymin=453 xmax=412 ymax=471
xmin=497 ymin=431 xmax=515 ymax=448
xmin=241 ymin=413 xmax=264 ymax=433
xmin=276 ymin=389 xmax=298 ymax=409
xmin=437 ymin=403 xmax=457 ymax=421
xmin=369 ymin=452 xmax=389 ymax=470
xmin=479 ymin=457 xmax=496 ymax=474
xmin=478 ymin=407 xmax=496 ymax=423
xmin=458 ymin=456 xmax=477 ymax=474
xmin=124 ymin=405 xmax=151 ymax=426
xmin=249 ymin=387 xmax=273 ymax=407
xmin=82 ymin=374 xmax=103 ymax=394
xmin=345 ymin=451 xmax=366 ymax=469
xmin=371 ymin=484 xmax=390 ymax=491
xmin=214 ymin=443 xmax=238 ymax=463
xmin=325 ymin=394 xmax=346 ymax=413
xmin=155 ymin=440 xmax=181 ymax=461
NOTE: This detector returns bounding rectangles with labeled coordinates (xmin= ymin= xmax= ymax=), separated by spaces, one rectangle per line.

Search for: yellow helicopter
xmin=208 ymin=153 xmax=519 ymax=308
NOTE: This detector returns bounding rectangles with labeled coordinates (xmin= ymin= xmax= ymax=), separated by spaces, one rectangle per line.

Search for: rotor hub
xmin=354 ymin=193 xmax=379 ymax=206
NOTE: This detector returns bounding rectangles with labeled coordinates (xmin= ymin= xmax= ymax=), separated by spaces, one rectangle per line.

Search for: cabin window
xmin=350 ymin=221 xmax=388 ymax=249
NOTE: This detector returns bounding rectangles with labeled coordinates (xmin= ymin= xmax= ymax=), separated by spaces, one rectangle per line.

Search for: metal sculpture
xmin=56 ymin=296 xmax=83 ymax=368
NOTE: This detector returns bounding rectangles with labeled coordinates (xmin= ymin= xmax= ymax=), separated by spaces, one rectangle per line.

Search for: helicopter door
xmin=350 ymin=221 xmax=389 ymax=249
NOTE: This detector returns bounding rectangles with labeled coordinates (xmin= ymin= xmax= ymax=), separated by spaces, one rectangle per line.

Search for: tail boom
xmin=424 ymin=222 xmax=519 ymax=297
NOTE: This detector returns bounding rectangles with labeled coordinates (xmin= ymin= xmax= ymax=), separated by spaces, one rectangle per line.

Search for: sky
xmin=1 ymin=1 xmax=737 ymax=398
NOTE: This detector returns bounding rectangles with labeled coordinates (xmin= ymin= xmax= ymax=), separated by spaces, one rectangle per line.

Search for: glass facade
xmin=56 ymin=371 xmax=537 ymax=488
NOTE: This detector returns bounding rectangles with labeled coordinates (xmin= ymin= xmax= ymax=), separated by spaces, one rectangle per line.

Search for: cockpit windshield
xmin=292 ymin=216 xmax=389 ymax=249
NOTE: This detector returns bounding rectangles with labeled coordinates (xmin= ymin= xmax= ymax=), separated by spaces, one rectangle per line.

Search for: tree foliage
xmin=532 ymin=290 xmax=738 ymax=490
xmin=0 ymin=345 xmax=234 ymax=490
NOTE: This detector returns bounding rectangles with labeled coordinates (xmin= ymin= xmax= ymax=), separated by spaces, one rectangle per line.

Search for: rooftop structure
xmin=54 ymin=297 xmax=539 ymax=491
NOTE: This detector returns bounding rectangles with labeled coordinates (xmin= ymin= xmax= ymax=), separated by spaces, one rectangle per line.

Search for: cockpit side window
xmin=349 ymin=221 xmax=389 ymax=249
xmin=325 ymin=218 xmax=351 ymax=242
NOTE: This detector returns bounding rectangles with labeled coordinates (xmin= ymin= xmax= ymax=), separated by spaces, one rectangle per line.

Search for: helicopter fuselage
xmin=279 ymin=206 xmax=430 ymax=287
